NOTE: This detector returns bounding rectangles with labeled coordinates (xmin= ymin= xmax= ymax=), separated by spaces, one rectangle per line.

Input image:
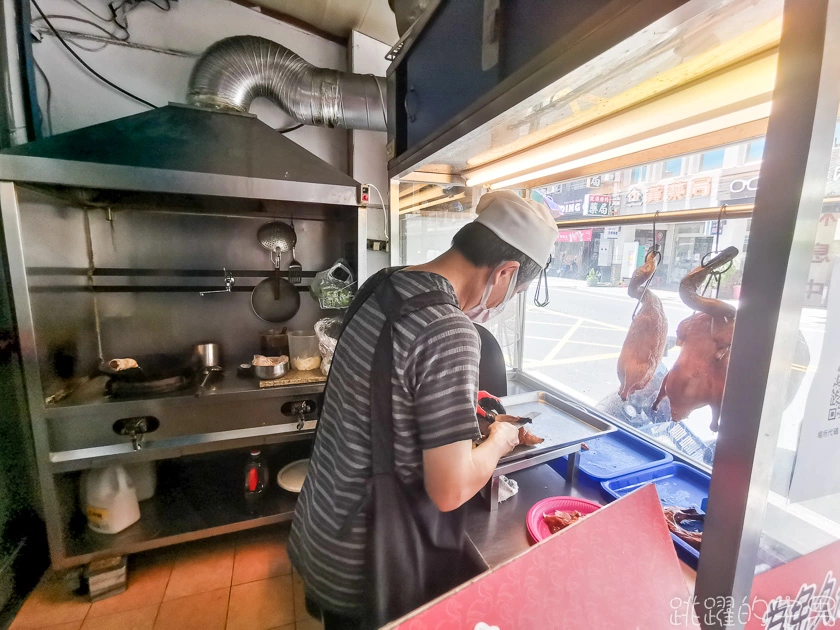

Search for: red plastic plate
xmin=527 ymin=496 xmax=603 ymax=543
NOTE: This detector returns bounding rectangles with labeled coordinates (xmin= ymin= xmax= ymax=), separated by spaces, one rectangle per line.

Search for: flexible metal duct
xmin=187 ymin=35 xmax=386 ymax=132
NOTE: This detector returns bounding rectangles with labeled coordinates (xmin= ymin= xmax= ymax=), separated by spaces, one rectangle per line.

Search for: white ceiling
xmin=249 ymin=0 xmax=399 ymax=45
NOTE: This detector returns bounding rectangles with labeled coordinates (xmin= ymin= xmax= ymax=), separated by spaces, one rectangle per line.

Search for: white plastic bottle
xmin=125 ymin=462 xmax=157 ymax=501
xmin=84 ymin=465 xmax=141 ymax=534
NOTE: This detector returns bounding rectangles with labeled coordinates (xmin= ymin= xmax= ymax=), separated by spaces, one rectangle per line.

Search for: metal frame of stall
xmin=0 ymin=148 xmax=368 ymax=569
xmin=388 ymin=0 xmax=840 ymax=627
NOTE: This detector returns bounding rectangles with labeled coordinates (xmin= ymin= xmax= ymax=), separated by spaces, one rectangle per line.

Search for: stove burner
xmin=106 ymin=375 xmax=193 ymax=398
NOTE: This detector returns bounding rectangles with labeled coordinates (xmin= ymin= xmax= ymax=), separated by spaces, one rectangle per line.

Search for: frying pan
xmin=99 ymin=351 xmax=195 ymax=382
xmin=251 ymin=275 xmax=300 ymax=322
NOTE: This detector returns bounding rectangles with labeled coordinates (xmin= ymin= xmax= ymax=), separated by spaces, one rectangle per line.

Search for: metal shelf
xmin=45 ymin=373 xmax=325 ymax=416
xmin=59 ymin=447 xmax=307 ymax=568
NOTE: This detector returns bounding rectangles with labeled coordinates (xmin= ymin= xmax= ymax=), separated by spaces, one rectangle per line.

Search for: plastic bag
xmin=314 ymin=317 xmax=342 ymax=376
xmin=310 ymin=260 xmax=356 ymax=310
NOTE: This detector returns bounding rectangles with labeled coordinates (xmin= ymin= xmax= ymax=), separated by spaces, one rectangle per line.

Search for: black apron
xmin=334 ymin=268 xmax=485 ymax=629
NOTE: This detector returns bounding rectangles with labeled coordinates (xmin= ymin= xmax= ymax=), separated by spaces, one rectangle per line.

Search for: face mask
xmin=464 ymin=266 xmax=520 ymax=323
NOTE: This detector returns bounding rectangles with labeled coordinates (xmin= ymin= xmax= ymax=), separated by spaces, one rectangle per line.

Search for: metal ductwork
xmin=187 ymin=35 xmax=387 ymax=132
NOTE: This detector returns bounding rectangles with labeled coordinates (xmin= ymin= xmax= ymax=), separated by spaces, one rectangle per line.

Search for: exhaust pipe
xmin=187 ymin=35 xmax=386 ymax=132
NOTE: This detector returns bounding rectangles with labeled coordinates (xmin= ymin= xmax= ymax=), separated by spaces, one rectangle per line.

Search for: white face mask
xmin=464 ymin=266 xmax=520 ymax=324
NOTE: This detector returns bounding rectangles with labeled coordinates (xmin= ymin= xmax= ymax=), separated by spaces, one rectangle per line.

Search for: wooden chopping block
xmin=259 ymin=368 xmax=327 ymax=388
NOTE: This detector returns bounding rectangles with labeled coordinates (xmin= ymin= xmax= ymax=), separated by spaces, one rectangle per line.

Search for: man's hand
xmin=423 ymin=422 xmax=521 ymax=513
xmin=486 ymin=420 xmax=520 ymax=455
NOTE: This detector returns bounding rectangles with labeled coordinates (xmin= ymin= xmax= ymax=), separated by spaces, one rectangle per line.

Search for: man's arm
xmin=423 ymin=420 xmax=519 ymax=512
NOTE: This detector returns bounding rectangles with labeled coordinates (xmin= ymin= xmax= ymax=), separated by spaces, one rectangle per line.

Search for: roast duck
xmin=653 ymin=246 xmax=740 ymax=431
xmin=617 ymin=249 xmax=668 ymax=400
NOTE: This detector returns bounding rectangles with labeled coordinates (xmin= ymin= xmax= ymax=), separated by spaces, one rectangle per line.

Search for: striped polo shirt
xmin=288 ymin=270 xmax=482 ymax=616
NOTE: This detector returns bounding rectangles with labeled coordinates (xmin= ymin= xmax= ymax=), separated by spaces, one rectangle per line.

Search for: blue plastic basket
xmin=601 ymin=463 xmax=710 ymax=568
xmin=550 ymin=429 xmax=673 ymax=482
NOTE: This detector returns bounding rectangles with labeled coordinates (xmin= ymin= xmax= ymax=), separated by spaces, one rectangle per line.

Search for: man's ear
xmin=492 ymin=261 xmax=520 ymax=284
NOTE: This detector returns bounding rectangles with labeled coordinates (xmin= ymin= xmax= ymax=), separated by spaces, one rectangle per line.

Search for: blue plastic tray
xmin=601 ymin=463 xmax=710 ymax=568
xmin=550 ymin=429 xmax=673 ymax=482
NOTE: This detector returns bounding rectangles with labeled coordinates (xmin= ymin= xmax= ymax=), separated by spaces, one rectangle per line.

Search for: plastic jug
xmin=125 ymin=462 xmax=156 ymax=501
xmin=84 ymin=465 xmax=141 ymax=534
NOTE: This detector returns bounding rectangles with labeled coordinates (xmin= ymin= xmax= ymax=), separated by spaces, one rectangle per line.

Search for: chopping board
xmin=259 ymin=369 xmax=327 ymax=388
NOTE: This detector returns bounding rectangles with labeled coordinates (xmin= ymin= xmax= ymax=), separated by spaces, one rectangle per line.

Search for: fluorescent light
xmin=465 ymin=54 xmax=777 ymax=188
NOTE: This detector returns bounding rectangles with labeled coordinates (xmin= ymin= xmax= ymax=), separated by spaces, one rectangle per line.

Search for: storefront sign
xmin=556 ymin=228 xmax=592 ymax=243
xmin=690 ymin=177 xmax=713 ymax=198
xmin=789 ymin=258 xmax=840 ymax=502
xmin=389 ymin=486 xmax=692 ymax=630
xmin=583 ymin=194 xmax=611 ymax=216
xmin=718 ymin=167 xmax=761 ymax=203
xmin=626 ymin=187 xmax=644 ymax=207
xmin=743 ymin=540 xmax=840 ymax=630
xmin=646 ymin=185 xmax=665 ymax=205
xmin=667 ymin=180 xmax=688 ymax=202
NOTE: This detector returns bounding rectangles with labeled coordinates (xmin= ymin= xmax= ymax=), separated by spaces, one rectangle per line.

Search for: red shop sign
xmin=741 ymin=539 xmax=840 ymax=629
xmin=556 ymin=228 xmax=593 ymax=243
xmin=387 ymin=485 xmax=693 ymax=630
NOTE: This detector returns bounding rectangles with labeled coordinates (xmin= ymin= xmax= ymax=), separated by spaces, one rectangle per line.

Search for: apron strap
xmin=370 ymin=277 xmax=458 ymax=476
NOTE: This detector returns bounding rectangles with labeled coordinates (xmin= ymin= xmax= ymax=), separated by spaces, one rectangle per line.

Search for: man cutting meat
xmin=289 ymin=190 xmax=558 ymax=629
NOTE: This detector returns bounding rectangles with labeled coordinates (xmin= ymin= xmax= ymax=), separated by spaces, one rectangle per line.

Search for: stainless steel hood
xmin=0 ymin=103 xmax=360 ymax=206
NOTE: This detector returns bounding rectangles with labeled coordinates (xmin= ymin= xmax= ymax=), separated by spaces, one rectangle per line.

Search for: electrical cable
xmin=33 ymin=57 xmax=53 ymax=136
xmin=30 ymin=0 xmax=157 ymax=108
xmin=68 ymin=0 xmax=112 ymax=23
xmin=276 ymin=123 xmax=303 ymax=134
xmin=367 ymin=183 xmax=389 ymax=242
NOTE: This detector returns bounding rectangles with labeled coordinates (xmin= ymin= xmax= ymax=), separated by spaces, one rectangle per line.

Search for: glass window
xmin=748 ymin=113 xmax=840 ymax=575
xmin=523 ymin=219 xmax=747 ymax=468
xmin=630 ymin=166 xmax=648 ymax=183
xmin=746 ymin=138 xmax=766 ymax=163
xmin=700 ymin=148 xmax=725 ymax=171
xmin=664 ymin=158 xmax=683 ymax=177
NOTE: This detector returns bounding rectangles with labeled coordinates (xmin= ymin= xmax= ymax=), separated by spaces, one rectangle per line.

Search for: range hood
xmin=0 ymin=103 xmax=360 ymax=206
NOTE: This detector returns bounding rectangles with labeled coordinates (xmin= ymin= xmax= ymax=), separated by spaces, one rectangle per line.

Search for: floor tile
xmin=295 ymin=619 xmax=324 ymax=630
xmin=87 ymin=562 xmax=171 ymax=618
xmin=162 ymin=544 xmax=234 ymax=601
xmin=232 ymin=535 xmax=291 ymax=585
xmin=11 ymin=574 xmax=90 ymax=629
xmin=81 ymin=604 xmax=159 ymax=630
xmin=154 ymin=587 xmax=229 ymax=630
xmin=226 ymin=576 xmax=294 ymax=630
xmin=291 ymin=571 xmax=311 ymax=622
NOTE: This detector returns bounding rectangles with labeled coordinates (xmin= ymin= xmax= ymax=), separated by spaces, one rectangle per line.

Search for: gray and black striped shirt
xmin=288 ymin=270 xmax=481 ymax=615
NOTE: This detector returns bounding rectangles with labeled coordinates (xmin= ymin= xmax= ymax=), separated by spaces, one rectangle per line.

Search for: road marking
xmin=543 ymin=319 xmax=583 ymax=361
xmin=526 ymin=308 xmax=629 ymax=332
xmin=525 ymin=351 xmax=621 ymax=368
xmin=525 ymin=336 xmax=623 ymax=349
xmin=526 ymin=321 xmax=628 ymax=332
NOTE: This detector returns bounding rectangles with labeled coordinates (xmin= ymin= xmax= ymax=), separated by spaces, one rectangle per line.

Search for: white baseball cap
xmin=474 ymin=190 xmax=558 ymax=266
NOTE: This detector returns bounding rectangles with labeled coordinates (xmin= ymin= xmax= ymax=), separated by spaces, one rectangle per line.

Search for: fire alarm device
xmin=360 ymin=184 xmax=371 ymax=206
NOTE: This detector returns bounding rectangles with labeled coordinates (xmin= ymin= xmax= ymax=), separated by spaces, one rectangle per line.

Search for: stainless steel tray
xmin=496 ymin=391 xmax=616 ymax=466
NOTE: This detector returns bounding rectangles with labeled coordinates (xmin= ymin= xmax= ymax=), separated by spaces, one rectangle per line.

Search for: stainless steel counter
xmin=465 ymin=464 xmax=606 ymax=569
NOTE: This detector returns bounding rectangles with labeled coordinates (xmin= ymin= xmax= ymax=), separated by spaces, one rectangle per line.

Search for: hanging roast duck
xmin=653 ymin=246 xmax=739 ymax=431
xmin=617 ymin=249 xmax=668 ymax=400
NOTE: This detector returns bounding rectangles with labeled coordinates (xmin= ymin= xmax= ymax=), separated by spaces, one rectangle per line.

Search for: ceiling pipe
xmin=187 ymin=35 xmax=386 ymax=132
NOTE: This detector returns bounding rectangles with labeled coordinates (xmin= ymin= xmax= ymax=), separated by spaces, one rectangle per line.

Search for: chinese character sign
xmin=790 ymin=258 xmax=840 ymax=502
xmin=745 ymin=541 xmax=840 ymax=630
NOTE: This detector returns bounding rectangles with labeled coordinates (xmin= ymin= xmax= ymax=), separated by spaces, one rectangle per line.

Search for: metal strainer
xmin=257 ymin=221 xmax=296 ymax=259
